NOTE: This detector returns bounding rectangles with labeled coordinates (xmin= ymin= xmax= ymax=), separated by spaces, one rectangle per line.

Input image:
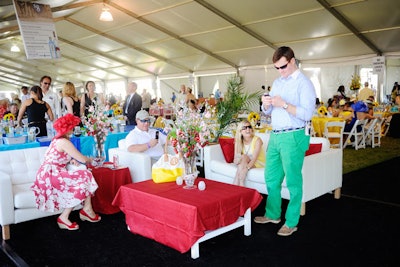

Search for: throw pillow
xmin=305 ymin=143 xmax=322 ymax=156
xmin=219 ymin=137 xmax=235 ymax=163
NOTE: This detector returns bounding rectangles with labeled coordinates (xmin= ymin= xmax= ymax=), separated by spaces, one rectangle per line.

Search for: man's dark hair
xmin=40 ymin=75 xmax=52 ymax=83
xmin=272 ymin=46 xmax=295 ymax=63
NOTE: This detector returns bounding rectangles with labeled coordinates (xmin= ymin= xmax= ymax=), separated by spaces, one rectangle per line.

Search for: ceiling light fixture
xmin=11 ymin=44 xmax=20 ymax=52
xmin=99 ymin=5 xmax=113 ymax=22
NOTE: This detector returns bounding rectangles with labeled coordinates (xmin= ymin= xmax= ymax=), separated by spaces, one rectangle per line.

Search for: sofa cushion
xmin=246 ymin=168 xmax=265 ymax=183
xmin=13 ymin=184 xmax=36 ymax=209
xmin=218 ymin=137 xmax=235 ymax=163
xmin=305 ymin=143 xmax=322 ymax=156
xmin=210 ymin=160 xmax=237 ymax=177
xmin=310 ymin=137 xmax=330 ymax=151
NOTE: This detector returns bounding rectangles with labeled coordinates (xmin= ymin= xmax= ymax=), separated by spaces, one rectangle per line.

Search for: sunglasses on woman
xmin=241 ymin=125 xmax=252 ymax=130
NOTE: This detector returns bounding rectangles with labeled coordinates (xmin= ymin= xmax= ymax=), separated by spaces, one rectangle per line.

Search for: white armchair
xmin=0 ymin=147 xmax=67 ymax=240
xmin=108 ymin=139 xmax=153 ymax=183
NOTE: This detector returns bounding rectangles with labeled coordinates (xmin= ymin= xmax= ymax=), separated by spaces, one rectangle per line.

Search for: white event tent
xmin=0 ymin=0 xmax=399 ymax=106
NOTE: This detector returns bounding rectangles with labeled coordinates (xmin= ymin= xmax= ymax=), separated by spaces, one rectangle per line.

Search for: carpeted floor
xmin=1 ymin=158 xmax=400 ymax=267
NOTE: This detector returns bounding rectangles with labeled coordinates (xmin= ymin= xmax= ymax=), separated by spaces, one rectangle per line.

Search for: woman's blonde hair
xmin=62 ymin=82 xmax=77 ymax=98
xmin=234 ymin=119 xmax=254 ymax=154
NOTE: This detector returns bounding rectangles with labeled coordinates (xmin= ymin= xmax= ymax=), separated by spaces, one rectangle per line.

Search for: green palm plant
xmin=216 ymin=75 xmax=263 ymax=138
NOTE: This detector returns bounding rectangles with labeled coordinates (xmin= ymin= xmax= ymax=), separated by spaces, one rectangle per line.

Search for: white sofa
xmin=108 ymin=139 xmax=152 ymax=183
xmin=204 ymin=133 xmax=343 ymax=215
xmin=0 ymin=146 xmax=57 ymax=240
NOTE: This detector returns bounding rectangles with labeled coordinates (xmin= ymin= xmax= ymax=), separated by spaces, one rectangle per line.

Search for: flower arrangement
xmin=2 ymin=113 xmax=15 ymax=121
xmin=81 ymin=105 xmax=113 ymax=161
xmin=168 ymin=102 xmax=214 ymax=159
xmin=110 ymin=104 xmax=123 ymax=116
xmin=350 ymin=75 xmax=361 ymax=90
xmin=318 ymin=106 xmax=328 ymax=117
xmin=247 ymin=112 xmax=260 ymax=127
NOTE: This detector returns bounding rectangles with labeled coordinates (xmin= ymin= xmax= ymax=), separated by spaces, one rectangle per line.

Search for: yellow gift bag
xmin=152 ymin=154 xmax=184 ymax=183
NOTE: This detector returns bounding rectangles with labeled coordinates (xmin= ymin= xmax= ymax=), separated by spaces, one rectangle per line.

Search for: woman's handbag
xmin=151 ymin=153 xmax=184 ymax=183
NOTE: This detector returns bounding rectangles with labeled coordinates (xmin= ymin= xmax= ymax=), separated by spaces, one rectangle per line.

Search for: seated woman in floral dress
xmin=233 ymin=120 xmax=265 ymax=186
xmin=31 ymin=114 xmax=101 ymax=231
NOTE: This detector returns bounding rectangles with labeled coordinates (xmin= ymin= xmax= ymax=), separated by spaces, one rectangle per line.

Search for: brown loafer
xmin=277 ymin=225 xmax=297 ymax=236
xmin=254 ymin=216 xmax=281 ymax=224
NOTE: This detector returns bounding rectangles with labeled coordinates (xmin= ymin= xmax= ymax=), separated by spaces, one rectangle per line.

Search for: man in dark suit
xmin=123 ymin=82 xmax=142 ymax=125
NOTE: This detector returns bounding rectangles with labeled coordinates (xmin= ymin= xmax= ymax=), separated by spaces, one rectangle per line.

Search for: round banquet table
xmin=311 ymin=116 xmax=345 ymax=137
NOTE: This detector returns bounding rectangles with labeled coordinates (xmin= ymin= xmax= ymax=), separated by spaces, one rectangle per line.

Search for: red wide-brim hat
xmin=53 ymin=113 xmax=81 ymax=138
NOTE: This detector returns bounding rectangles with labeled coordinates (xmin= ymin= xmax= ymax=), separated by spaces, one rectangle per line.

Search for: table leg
xmin=190 ymin=208 xmax=252 ymax=259
xmin=243 ymin=208 xmax=251 ymax=236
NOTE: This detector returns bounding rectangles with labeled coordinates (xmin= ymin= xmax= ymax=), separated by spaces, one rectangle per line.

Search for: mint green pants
xmin=264 ymin=129 xmax=310 ymax=228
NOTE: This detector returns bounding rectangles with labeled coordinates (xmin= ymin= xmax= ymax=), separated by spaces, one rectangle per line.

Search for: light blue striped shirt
xmin=262 ymin=69 xmax=316 ymax=130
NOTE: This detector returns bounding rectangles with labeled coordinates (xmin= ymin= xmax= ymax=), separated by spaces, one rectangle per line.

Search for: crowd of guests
xmin=315 ymin=82 xmax=386 ymax=146
xmin=320 ymin=83 xmax=376 ymax=129
xmin=0 ymin=77 xmax=163 ymax=138
xmin=171 ymin=83 xmax=217 ymax=113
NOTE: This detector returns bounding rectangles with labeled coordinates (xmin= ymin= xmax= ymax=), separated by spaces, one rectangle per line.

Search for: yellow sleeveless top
xmin=241 ymin=136 xmax=265 ymax=168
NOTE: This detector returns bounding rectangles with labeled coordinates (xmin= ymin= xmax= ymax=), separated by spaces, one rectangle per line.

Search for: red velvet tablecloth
xmin=91 ymin=166 xmax=132 ymax=214
xmin=112 ymin=178 xmax=262 ymax=253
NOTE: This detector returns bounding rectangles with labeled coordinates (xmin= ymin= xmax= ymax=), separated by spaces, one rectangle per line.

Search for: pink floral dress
xmin=32 ymin=139 xmax=98 ymax=212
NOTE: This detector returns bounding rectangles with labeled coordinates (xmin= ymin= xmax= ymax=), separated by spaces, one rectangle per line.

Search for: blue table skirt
xmin=70 ymin=131 xmax=128 ymax=161
xmin=0 ymin=127 xmax=166 ymax=157
xmin=0 ymin=141 xmax=40 ymax=151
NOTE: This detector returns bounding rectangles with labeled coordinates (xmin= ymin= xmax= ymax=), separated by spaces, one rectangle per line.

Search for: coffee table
xmin=112 ymin=178 xmax=262 ymax=259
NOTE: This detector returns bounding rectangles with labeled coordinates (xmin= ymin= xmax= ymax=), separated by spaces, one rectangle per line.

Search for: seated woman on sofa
xmin=31 ymin=114 xmax=101 ymax=231
xmin=233 ymin=120 xmax=265 ymax=186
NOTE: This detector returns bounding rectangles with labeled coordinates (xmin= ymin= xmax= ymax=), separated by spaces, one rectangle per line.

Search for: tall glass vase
xmin=182 ymin=155 xmax=198 ymax=189
xmin=92 ymin=135 xmax=106 ymax=167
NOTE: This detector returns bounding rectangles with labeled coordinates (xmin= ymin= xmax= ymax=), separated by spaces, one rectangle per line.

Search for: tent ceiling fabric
xmin=0 ymin=0 xmax=399 ymax=89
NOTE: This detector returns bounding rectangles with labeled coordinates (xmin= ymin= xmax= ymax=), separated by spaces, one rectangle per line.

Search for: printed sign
xmin=372 ymin=56 xmax=385 ymax=73
xmin=13 ymin=0 xmax=61 ymax=59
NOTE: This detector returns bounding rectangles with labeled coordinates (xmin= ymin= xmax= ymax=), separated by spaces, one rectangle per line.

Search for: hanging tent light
xmin=99 ymin=5 xmax=113 ymax=22
xmin=11 ymin=44 xmax=20 ymax=52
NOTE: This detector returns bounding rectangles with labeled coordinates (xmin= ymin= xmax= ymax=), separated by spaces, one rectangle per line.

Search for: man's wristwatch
xmin=283 ymin=103 xmax=288 ymax=109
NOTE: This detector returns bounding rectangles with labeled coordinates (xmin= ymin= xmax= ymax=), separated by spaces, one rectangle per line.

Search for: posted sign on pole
xmin=13 ymin=0 xmax=61 ymax=59
xmin=372 ymin=56 xmax=385 ymax=74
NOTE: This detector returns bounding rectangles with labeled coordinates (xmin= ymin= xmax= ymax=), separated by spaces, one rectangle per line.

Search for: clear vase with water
xmin=182 ymin=155 xmax=199 ymax=189
xmin=92 ymin=135 xmax=106 ymax=167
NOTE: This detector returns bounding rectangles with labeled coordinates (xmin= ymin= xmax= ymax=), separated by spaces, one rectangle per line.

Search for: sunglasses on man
xmin=274 ymin=62 xmax=289 ymax=70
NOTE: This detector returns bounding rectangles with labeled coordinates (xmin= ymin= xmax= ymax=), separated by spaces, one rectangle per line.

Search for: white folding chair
xmin=310 ymin=123 xmax=317 ymax=137
xmin=343 ymin=119 xmax=367 ymax=150
xmin=365 ymin=118 xmax=382 ymax=148
xmin=323 ymin=120 xmax=346 ymax=149
xmin=372 ymin=118 xmax=383 ymax=148
xmin=381 ymin=115 xmax=392 ymax=136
